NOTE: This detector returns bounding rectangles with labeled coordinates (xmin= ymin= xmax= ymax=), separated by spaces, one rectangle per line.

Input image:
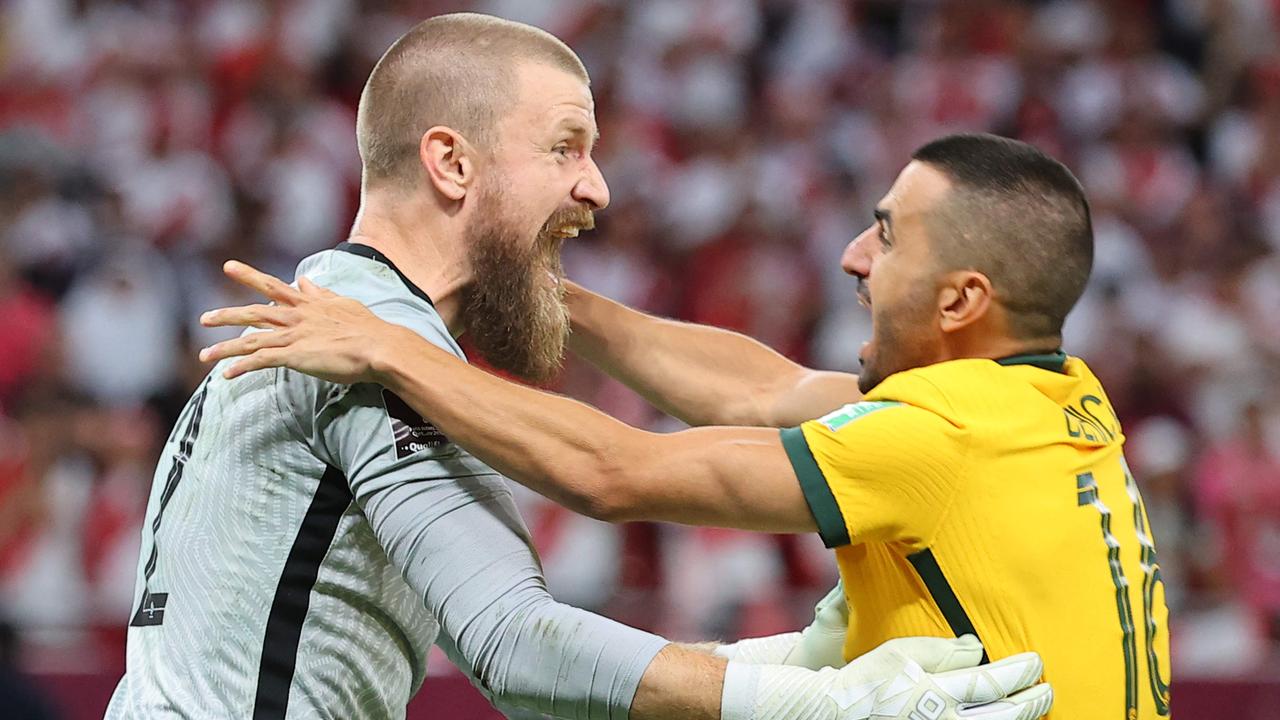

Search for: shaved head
xmin=911 ymin=134 xmax=1093 ymax=339
xmin=356 ymin=13 xmax=589 ymax=185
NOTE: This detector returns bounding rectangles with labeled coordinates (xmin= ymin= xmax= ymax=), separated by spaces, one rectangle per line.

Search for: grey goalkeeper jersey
xmin=106 ymin=244 xmax=666 ymax=720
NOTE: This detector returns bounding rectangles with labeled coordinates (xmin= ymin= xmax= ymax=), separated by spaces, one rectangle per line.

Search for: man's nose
xmin=841 ymin=227 xmax=877 ymax=277
xmin=572 ymin=157 xmax=610 ymax=210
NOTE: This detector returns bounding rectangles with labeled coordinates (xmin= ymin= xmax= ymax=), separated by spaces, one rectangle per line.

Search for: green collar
xmin=994 ymin=350 xmax=1068 ymax=373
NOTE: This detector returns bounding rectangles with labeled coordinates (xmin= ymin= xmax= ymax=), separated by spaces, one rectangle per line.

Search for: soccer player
xmin=108 ymin=14 xmax=1052 ymax=720
xmin=202 ymin=133 xmax=1171 ymax=719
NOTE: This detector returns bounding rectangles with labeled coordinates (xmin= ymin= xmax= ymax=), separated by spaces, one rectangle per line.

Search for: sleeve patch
xmin=382 ymin=389 xmax=451 ymax=459
xmin=816 ymin=401 xmax=903 ymax=432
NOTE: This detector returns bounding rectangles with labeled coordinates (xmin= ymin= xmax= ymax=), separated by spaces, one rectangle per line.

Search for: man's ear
xmin=420 ymin=126 xmax=477 ymax=201
xmin=938 ymin=271 xmax=994 ymax=333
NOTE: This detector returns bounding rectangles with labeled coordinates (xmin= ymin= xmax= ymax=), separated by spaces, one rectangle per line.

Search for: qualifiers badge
xmin=382 ymin=389 xmax=450 ymax=458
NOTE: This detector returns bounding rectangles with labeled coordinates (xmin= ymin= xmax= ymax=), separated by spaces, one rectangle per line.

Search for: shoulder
xmin=862 ymin=362 xmax=969 ymax=423
xmin=296 ymin=249 xmax=463 ymax=360
xmin=792 ymin=397 xmax=960 ymax=467
xmin=792 ymin=365 xmax=974 ymax=464
xmin=865 ymin=359 xmax=1020 ymax=424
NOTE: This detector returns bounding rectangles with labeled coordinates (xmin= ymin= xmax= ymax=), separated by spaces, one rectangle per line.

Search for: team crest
xmin=382 ymin=389 xmax=451 ymax=458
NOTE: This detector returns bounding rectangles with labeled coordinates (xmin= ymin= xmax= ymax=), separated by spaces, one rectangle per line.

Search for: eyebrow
xmin=554 ymin=119 xmax=600 ymax=149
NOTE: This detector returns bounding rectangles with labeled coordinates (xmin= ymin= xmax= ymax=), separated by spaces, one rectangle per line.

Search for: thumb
xmin=812 ymin=581 xmax=850 ymax=630
xmin=880 ymin=634 xmax=984 ymax=673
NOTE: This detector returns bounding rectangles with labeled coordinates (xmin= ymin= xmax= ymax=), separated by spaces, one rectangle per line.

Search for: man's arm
xmin=386 ymin=361 xmax=811 ymax=530
xmin=566 ymin=281 xmax=862 ymax=427
xmin=204 ymin=275 xmax=817 ymax=531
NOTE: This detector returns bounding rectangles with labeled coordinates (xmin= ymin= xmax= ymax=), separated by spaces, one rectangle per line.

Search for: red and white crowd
xmin=0 ymin=0 xmax=1277 ymax=679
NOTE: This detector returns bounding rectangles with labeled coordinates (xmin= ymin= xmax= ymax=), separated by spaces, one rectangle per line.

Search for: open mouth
xmin=549 ymin=227 xmax=582 ymax=240
xmin=855 ymin=277 xmax=872 ymax=309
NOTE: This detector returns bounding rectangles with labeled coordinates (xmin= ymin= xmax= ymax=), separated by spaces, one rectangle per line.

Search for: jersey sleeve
xmin=780 ymin=400 xmax=965 ymax=550
xmin=273 ymin=302 xmax=667 ymax=716
xmin=355 ymin=457 xmax=666 ymax=717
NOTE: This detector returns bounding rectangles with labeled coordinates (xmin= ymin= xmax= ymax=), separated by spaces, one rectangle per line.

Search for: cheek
xmin=867 ymin=257 xmax=902 ymax=303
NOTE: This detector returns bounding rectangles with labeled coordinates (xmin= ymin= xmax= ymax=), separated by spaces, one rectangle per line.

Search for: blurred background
xmin=0 ymin=0 xmax=1278 ymax=717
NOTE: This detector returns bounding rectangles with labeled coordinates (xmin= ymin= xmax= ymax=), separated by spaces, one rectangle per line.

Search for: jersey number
xmin=1076 ymin=462 xmax=1171 ymax=718
xmin=130 ymin=379 xmax=210 ymax=627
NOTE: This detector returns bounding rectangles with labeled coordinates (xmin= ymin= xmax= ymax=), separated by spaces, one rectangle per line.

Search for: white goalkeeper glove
xmin=716 ymin=580 xmax=849 ymax=669
xmin=721 ymin=634 xmax=1053 ymax=720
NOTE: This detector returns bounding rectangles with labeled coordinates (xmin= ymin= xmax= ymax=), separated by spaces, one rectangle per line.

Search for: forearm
xmin=372 ymin=326 xmax=651 ymax=521
xmin=371 ymin=327 xmax=812 ymax=532
xmin=566 ymin=282 xmax=814 ymax=427
xmin=631 ymin=645 xmax=726 ymax=720
xmin=369 ymin=474 xmax=669 ymax=719
xmin=443 ymin=595 xmax=670 ymax=718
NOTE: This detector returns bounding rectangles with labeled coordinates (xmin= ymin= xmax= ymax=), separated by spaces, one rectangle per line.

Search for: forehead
xmin=503 ymin=61 xmax=596 ymax=135
xmin=878 ymin=160 xmax=952 ymax=220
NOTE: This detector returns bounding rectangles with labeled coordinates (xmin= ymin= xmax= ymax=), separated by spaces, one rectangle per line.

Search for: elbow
xmin=576 ymin=491 xmax=638 ymax=524
xmin=466 ymin=595 xmax=560 ymax=704
xmin=563 ymin=473 xmax=642 ymax=524
xmin=557 ymin=450 xmax=646 ymax=524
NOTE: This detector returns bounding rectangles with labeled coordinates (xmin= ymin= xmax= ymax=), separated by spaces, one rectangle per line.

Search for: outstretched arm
xmin=201 ymin=266 xmax=815 ymax=532
xmin=566 ymin=281 xmax=863 ymax=427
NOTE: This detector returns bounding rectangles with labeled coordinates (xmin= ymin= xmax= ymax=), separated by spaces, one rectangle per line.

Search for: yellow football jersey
xmin=781 ymin=352 xmax=1171 ymax=719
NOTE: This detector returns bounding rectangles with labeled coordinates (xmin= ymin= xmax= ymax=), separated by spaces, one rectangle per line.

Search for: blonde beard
xmin=462 ymin=199 xmax=573 ymax=382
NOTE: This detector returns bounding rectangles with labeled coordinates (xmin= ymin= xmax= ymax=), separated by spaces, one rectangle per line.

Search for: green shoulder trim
xmin=780 ymin=427 xmax=851 ymax=548
xmin=994 ymin=349 xmax=1067 ymax=374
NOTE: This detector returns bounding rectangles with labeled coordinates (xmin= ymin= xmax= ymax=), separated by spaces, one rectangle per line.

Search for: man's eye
xmin=554 ymin=145 xmax=572 ymax=157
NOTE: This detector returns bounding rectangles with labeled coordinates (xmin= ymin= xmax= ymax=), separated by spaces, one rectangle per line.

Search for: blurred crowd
xmin=1 ymin=0 xmax=1278 ymax=684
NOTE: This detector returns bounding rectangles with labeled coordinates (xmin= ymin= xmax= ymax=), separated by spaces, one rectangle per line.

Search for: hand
xmin=784 ymin=580 xmax=851 ymax=670
xmin=198 ymin=260 xmax=406 ymax=385
xmin=716 ymin=581 xmax=849 ymax=668
xmin=828 ymin=635 xmax=1051 ymax=720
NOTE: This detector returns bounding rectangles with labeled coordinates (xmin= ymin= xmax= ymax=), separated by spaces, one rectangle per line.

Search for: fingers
xmin=882 ymin=635 xmax=985 ymax=674
xmin=957 ymin=683 xmax=1053 ymax=720
xmin=297 ymin=275 xmax=337 ymax=298
xmin=199 ymin=330 xmax=291 ymax=365
xmin=813 ymin=580 xmax=848 ymax=623
xmin=224 ymin=349 xmax=289 ymax=380
xmin=223 ymin=260 xmax=304 ymax=305
xmin=931 ymin=651 xmax=1044 ymax=705
xmin=200 ymin=304 xmax=295 ymax=330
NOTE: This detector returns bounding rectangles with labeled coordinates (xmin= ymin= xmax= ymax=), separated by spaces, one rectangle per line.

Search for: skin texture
xmin=562 ymin=279 xmax=865 ymax=428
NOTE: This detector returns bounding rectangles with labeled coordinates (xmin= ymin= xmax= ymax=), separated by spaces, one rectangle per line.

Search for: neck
xmin=348 ymin=187 xmax=470 ymax=336
xmin=943 ymin=331 xmax=1061 ymax=364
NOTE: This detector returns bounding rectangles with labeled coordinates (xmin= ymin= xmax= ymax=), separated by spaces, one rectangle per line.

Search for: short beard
xmin=857 ymin=290 xmax=938 ymax=394
xmin=462 ymin=186 xmax=591 ymax=383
